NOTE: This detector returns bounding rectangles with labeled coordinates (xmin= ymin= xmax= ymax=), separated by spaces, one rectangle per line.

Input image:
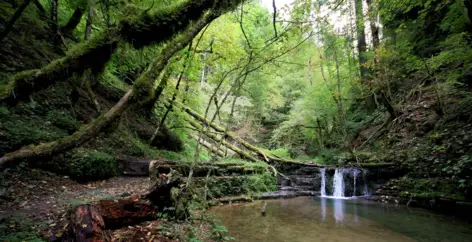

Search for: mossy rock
xmin=189 ymin=172 xmax=277 ymax=200
xmin=44 ymin=149 xmax=119 ymax=182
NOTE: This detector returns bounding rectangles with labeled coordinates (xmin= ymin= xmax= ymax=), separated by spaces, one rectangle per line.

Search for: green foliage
xmin=212 ymin=223 xmax=235 ymax=241
xmin=0 ymin=106 xmax=72 ymax=155
xmin=242 ymin=172 xmax=276 ymax=194
xmin=267 ymin=147 xmax=292 ymax=159
xmin=217 ymin=157 xmax=268 ymax=168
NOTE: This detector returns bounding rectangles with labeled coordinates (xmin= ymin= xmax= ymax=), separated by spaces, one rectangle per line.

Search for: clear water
xmin=209 ymin=197 xmax=472 ymax=242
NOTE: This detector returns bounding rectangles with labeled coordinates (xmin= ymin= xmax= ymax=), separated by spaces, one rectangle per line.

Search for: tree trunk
xmin=64 ymin=204 xmax=107 ymax=242
xmin=333 ymin=47 xmax=345 ymax=133
xmin=146 ymin=64 xmax=174 ymax=118
xmin=33 ymin=0 xmax=45 ymax=14
xmin=0 ymin=0 xmax=33 ymax=42
xmin=84 ymin=0 xmax=94 ymax=40
xmin=176 ymin=101 xmax=323 ymax=166
xmin=51 ymin=0 xmax=58 ymax=34
xmin=0 ymin=0 xmax=243 ymax=105
xmin=355 ymin=0 xmax=376 ymax=110
xmin=192 ymin=135 xmax=226 ymax=157
xmin=150 ymin=43 xmax=192 ymax=144
xmin=354 ymin=0 xmax=367 ymax=79
xmin=61 ymin=7 xmax=86 ymax=36
xmin=185 ymin=116 xmax=259 ymax=162
xmin=0 ymin=12 xmax=222 ymax=169
xmin=316 ymin=118 xmax=323 ymax=149
xmin=0 ymin=89 xmax=133 ymax=170
xmin=365 ymin=0 xmax=379 ymax=51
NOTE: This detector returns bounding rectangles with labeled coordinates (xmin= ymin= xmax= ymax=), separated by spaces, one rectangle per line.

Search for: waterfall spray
xmin=353 ymin=169 xmax=360 ymax=196
xmin=333 ymin=168 xmax=345 ymax=198
xmin=320 ymin=168 xmax=326 ymax=197
xmin=363 ymin=170 xmax=370 ymax=196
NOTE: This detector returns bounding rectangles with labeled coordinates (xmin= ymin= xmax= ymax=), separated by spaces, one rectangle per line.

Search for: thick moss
xmin=45 ymin=149 xmax=119 ymax=181
xmin=191 ymin=172 xmax=276 ymax=199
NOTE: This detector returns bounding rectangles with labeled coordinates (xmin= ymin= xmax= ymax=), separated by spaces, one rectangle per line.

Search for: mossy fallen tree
xmin=191 ymin=134 xmax=226 ymax=157
xmin=0 ymin=11 xmax=229 ymax=170
xmin=0 ymin=0 xmax=243 ymax=104
xmin=175 ymin=101 xmax=323 ymax=166
xmin=183 ymin=115 xmax=260 ymax=162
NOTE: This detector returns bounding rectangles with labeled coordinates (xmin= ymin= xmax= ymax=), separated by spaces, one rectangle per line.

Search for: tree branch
xmin=0 ymin=0 xmax=244 ymax=105
xmin=0 ymin=0 xmax=33 ymax=42
xmin=0 ymin=11 xmax=224 ymax=170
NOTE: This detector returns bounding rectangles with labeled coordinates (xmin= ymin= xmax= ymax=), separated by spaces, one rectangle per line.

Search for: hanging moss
xmin=1 ymin=32 xmax=118 ymax=104
xmin=1 ymin=0 xmax=244 ymax=105
xmin=119 ymin=0 xmax=243 ymax=48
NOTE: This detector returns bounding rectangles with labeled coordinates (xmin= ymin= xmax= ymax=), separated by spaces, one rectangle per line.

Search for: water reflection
xmin=320 ymin=197 xmax=326 ymax=221
xmin=333 ymin=198 xmax=344 ymax=223
xmin=209 ymin=197 xmax=472 ymax=242
xmin=353 ymin=201 xmax=359 ymax=225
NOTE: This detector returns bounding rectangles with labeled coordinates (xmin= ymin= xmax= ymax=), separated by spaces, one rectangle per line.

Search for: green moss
xmin=0 ymin=214 xmax=46 ymax=242
xmin=195 ymin=172 xmax=276 ymax=199
xmin=349 ymin=162 xmax=395 ymax=168
xmin=392 ymin=176 xmax=465 ymax=201
xmin=0 ymin=107 xmax=71 ymax=155
xmin=216 ymin=157 xmax=268 ymax=168
xmin=45 ymin=149 xmax=118 ymax=181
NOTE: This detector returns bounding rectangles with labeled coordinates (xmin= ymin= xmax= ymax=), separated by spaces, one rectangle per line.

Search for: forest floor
xmin=0 ymin=168 xmax=216 ymax=241
xmin=0 ymin=167 xmax=180 ymax=240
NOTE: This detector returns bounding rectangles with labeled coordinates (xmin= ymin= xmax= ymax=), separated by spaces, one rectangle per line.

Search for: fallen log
xmin=60 ymin=204 xmax=108 ymax=242
xmin=0 ymin=0 xmax=244 ymax=104
xmin=99 ymin=197 xmax=157 ymax=229
xmin=177 ymin=101 xmax=324 ymax=167
xmin=59 ymin=169 xmax=181 ymax=241
xmin=0 ymin=13 xmax=218 ymax=170
xmin=190 ymin=134 xmax=227 ymax=157
xmin=184 ymin=116 xmax=260 ymax=162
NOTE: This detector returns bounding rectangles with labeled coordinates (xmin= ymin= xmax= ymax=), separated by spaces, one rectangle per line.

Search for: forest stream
xmin=2 ymin=0 xmax=472 ymax=240
xmin=210 ymin=197 xmax=472 ymax=242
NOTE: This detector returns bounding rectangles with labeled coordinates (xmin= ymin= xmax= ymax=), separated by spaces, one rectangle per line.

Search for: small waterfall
xmin=333 ymin=168 xmax=345 ymax=198
xmin=318 ymin=168 xmax=368 ymax=199
xmin=320 ymin=168 xmax=326 ymax=197
xmin=363 ymin=170 xmax=370 ymax=196
xmin=353 ymin=169 xmax=360 ymax=196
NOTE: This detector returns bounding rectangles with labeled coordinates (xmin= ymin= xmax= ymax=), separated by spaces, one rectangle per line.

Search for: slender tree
xmin=85 ymin=0 xmax=94 ymax=40
xmin=0 ymin=0 xmax=33 ymax=42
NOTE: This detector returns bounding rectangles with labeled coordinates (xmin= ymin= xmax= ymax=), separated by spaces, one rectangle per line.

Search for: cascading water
xmin=332 ymin=169 xmax=345 ymax=198
xmin=318 ymin=168 xmax=369 ymax=198
xmin=353 ymin=169 xmax=360 ymax=196
xmin=320 ymin=168 xmax=326 ymax=197
xmin=363 ymin=171 xmax=370 ymax=196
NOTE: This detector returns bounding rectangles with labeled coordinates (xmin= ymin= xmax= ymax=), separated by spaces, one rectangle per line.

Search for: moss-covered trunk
xmin=0 ymin=12 xmax=223 ymax=169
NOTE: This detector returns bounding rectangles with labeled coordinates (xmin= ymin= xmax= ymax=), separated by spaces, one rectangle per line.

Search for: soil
xmin=0 ymin=167 xmax=152 ymax=240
